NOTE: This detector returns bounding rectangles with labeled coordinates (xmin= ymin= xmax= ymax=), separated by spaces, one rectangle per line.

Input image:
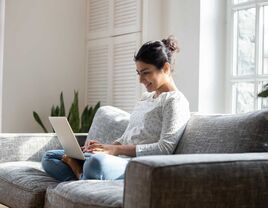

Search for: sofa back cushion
xmin=86 ymin=106 xmax=130 ymax=144
xmin=175 ymin=109 xmax=268 ymax=154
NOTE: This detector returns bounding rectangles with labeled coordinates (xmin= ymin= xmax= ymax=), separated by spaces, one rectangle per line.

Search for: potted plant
xmin=33 ymin=91 xmax=100 ymax=133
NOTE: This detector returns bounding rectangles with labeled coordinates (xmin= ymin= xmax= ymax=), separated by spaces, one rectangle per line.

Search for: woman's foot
xmin=62 ymin=155 xmax=83 ymax=179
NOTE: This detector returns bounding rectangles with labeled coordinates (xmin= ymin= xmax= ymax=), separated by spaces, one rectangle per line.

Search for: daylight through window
xmin=229 ymin=0 xmax=268 ymax=113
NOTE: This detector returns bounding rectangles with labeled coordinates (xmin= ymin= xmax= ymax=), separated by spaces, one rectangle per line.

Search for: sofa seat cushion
xmin=45 ymin=180 xmax=124 ymax=208
xmin=0 ymin=161 xmax=59 ymax=208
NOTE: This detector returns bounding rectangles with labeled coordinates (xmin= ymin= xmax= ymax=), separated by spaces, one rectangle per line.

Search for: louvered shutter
xmin=86 ymin=0 xmax=143 ymax=111
xmin=112 ymin=0 xmax=141 ymax=36
xmin=112 ymin=33 xmax=141 ymax=112
xmin=87 ymin=0 xmax=112 ymax=39
xmin=86 ymin=38 xmax=112 ymax=106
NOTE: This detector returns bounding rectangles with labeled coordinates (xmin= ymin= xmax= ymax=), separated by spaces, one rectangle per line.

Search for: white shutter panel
xmin=112 ymin=33 xmax=141 ymax=112
xmin=112 ymin=0 xmax=141 ymax=36
xmin=87 ymin=0 xmax=112 ymax=39
xmin=86 ymin=38 xmax=111 ymax=107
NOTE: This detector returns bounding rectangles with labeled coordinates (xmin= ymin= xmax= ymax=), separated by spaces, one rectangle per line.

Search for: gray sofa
xmin=0 ymin=106 xmax=268 ymax=208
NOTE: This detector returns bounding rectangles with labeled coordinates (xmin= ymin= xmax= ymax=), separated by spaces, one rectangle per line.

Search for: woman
xmin=42 ymin=35 xmax=190 ymax=181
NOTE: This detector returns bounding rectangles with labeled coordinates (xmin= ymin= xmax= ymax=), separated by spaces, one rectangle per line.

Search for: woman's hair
xmin=134 ymin=35 xmax=180 ymax=71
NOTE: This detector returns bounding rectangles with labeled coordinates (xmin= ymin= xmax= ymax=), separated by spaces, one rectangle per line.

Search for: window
xmin=228 ymin=0 xmax=268 ymax=113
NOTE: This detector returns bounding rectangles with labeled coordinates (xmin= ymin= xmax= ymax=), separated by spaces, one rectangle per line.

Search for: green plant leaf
xmin=51 ymin=105 xmax=55 ymax=116
xmin=80 ymin=105 xmax=90 ymax=133
xmin=93 ymin=102 xmax=101 ymax=119
xmin=94 ymin=101 xmax=101 ymax=113
xmin=87 ymin=107 xmax=94 ymax=131
xmin=59 ymin=92 xmax=66 ymax=116
xmin=51 ymin=105 xmax=60 ymax=116
xmin=33 ymin=111 xmax=48 ymax=133
xmin=55 ymin=106 xmax=60 ymax=116
xmin=88 ymin=101 xmax=101 ymax=130
xmin=79 ymin=102 xmax=100 ymax=133
xmin=258 ymin=89 xmax=268 ymax=98
xmin=68 ymin=91 xmax=80 ymax=133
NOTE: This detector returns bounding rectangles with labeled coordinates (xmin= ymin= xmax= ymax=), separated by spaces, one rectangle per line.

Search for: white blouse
xmin=115 ymin=90 xmax=190 ymax=157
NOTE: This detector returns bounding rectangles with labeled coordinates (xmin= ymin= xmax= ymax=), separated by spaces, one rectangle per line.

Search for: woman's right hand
xmin=81 ymin=140 xmax=100 ymax=152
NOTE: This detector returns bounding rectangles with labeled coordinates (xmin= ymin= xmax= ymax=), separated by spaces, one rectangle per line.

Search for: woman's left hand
xmin=84 ymin=143 xmax=119 ymax=155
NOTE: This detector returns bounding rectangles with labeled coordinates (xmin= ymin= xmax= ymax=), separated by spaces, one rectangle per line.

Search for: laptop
xmin=49 ymin=117 xmax=85 ymax=160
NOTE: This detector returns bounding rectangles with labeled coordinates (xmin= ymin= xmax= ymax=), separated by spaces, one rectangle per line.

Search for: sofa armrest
xmin=123 ymin=153 xmax=268 ymax=208
xmin=0 ymin=133 xmax=87 ymax=163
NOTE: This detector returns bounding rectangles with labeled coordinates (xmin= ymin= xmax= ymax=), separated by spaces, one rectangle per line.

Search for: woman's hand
xmin=83 ymin=141 xmax=136 ymax=157
xmin=81 ymin=140 xmax=100 ymax=152
xmin=84 ymin=143 xmax=119 ymax=156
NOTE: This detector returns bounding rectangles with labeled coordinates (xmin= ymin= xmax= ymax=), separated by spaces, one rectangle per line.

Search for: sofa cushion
xmin=0 ymin=135 xmax=62 ymax=162
xmin=44 ymin=180 xmax=124 ymax=208
xmin=0 ymin=161 xmax=59 ymax=208
xmin=175 ymin=109 xmax=268 ymax=154
xmin=87 ymin=106 xmax=130 ymax=144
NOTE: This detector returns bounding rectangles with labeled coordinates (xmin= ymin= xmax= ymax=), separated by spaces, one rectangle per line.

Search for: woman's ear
xmin=163 ymin=62 xmax=171 ymax=74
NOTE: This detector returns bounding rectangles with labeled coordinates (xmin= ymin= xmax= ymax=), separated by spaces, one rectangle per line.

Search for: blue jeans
xmin=41 ymin=150 xmax=129 ymax=181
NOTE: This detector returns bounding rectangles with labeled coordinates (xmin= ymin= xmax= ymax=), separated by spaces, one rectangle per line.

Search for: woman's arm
xmin=116 ymin=144 xmax=136 ymax=157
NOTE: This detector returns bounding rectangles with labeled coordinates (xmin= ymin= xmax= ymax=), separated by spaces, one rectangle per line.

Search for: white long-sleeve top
xmin=115 ymin=90 xmax=190 ymax=157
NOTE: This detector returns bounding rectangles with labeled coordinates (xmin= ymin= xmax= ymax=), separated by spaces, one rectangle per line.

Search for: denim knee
xmin=41 ymin=150 xmax=64 ymax=170
xmin=81 ymin=154 xmax=104 ymax=180
xmin=41 ymin=149 xmax=76 ymax=181
xmin=42 ymin=150 xmax=53 ymax=171
xmin=81 ymin=153 xmax=128 ymax=180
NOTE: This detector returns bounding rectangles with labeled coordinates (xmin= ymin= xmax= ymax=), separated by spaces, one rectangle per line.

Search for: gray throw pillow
xmin=86 ymin=106 xmax=130 ymax=144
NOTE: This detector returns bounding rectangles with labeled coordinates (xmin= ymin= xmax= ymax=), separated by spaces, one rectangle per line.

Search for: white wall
xmin=199 ymin=0 xmax=226 ymax=113
xmin=146 ymin=0 xmax=200 ymax=112
xmin=142 ymin=0 xmax=163 ymax=42
xmin=145 ymin=0 xmax=226 ymax=113
xmin=0 ymin=0 xmax=5 ymax=132
xmin=2 ymin=0 xmax=86 ymax=133
xmin=163 ymin=0 xmax=201 ymax=112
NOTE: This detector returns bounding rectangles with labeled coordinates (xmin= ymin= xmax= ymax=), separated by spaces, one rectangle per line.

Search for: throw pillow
xmin=86 ymin=106 xmax=130 ymax=144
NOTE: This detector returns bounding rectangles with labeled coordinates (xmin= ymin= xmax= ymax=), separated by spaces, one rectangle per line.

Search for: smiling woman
xmin=41 ymin=36 xmax=191 ymax=181
xmin=134 ymin=36 xmax=179 ymax=98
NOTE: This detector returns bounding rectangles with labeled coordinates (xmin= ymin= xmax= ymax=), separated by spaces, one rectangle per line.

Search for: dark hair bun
xmin=162 ymin=35 xmax=180 ymax=54
xmin=134 ymin=35 xmax=179 ymax=71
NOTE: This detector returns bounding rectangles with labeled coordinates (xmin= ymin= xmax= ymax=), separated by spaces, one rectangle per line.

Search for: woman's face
xmin=135 ymin=61 xmax=170 ymax=92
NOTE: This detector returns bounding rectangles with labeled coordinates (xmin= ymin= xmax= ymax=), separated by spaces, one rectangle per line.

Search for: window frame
xmin=226 ymin=0 xmax=268 ymax=113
